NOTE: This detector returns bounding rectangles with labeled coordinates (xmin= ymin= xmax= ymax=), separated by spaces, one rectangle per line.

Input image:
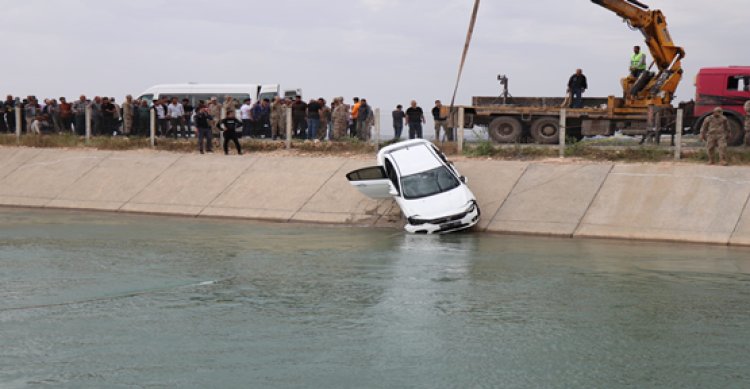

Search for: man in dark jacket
xmin=567 ymin=69 xmax=588 ymax=109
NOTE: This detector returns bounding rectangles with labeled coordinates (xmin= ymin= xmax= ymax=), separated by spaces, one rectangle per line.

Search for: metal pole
xmin=15 ymin=106 xmax=21 ymax=143
xmin=374 ymin=108 xmax=381 ymax=149
xmin=675 ymin=108 xmax=683 ymax=161
xmin=150 ymin=108 xmax=156 ymax=148
xmin=457 ymin=107 xmax=465 ymax=155
xmin=85 ymin=105 xmax=92 ymax=144
xmin=285 ymin=107 xmax=292 ymax=150
xmin=559 ymin=108 xmax=567 ymax=158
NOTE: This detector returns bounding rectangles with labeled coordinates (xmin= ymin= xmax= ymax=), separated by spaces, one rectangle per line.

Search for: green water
xmin=1 ymin=208 xmax=749 ymax=388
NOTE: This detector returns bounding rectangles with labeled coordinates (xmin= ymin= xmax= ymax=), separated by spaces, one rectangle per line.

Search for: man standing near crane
xmin=567 ymin=69 xmax=588 ymax=109
xmin=630 ymin=45 xmax=647 ymax=77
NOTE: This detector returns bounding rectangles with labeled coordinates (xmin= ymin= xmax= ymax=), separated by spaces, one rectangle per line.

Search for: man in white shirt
xmin=239 ymin=98 xmax=254 ymax=138
xmin=167 ymin=97 xmax=186 ymax=138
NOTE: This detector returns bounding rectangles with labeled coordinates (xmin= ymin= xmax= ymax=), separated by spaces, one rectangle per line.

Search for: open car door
xmin=346 ymin=166 xmax=394 ymax=200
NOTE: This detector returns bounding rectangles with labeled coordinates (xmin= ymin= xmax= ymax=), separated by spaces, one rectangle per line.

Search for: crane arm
xmin=591 ymin=0 xmax=684 ymax=71
xmin=591 ymin=0 xmax=685 ymax=105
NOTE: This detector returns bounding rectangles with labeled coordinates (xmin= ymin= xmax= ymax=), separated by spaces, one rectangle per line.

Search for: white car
xmin=346 ymin=139 xmax=480 ymax=234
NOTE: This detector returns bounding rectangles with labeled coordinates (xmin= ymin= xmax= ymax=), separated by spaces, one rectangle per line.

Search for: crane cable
xmin=448 ymin=0 xmax=481 ymax=134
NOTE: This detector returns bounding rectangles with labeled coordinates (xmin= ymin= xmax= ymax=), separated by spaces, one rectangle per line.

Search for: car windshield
xmin=401 ymin=166 xmax=460 ymax=200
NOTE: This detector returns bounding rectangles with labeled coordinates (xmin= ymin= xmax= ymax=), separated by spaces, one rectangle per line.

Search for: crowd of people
xmin=0 ymin=94 xmax=458 ymax=154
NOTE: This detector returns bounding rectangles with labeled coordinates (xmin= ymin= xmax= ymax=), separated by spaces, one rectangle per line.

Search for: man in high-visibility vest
xmin=630 ymin=45 xmax=647 ymax=78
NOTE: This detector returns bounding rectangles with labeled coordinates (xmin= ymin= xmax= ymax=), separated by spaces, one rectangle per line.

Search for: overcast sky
xmin=2 ymin=0 xmax=747 ymax=110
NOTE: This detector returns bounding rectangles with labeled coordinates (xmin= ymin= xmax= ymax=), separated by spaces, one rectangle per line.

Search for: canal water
xmin=1 ymin=208 xmax=749 ymax=388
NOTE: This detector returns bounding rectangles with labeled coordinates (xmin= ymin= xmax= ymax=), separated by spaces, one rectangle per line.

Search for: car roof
xmin=379 ymin=140 xmax=443 ymax=176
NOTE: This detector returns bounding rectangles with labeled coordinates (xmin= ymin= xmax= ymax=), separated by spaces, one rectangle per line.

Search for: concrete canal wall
xmin=1 ymin=146 xmax=750 ymax=247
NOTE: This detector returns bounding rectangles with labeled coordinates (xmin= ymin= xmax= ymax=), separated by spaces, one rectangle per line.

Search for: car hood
xmin=398 ymin=186 xmax=476 ymax=219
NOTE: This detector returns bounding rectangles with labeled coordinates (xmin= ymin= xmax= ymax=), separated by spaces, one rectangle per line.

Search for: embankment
xmin=1 ymin=147 xmax=749 ymax=246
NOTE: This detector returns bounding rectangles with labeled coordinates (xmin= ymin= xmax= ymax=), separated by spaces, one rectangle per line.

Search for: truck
xmin=460 ymin=0 xmax=750 ymax=145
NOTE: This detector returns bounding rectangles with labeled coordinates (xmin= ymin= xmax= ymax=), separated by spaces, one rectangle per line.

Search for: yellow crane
xmin=591 ymin=0 xmax=686 ymax=108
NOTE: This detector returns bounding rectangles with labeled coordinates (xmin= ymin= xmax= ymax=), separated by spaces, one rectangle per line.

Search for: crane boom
xmin=591 ymin=0 xmax=685 ymax=107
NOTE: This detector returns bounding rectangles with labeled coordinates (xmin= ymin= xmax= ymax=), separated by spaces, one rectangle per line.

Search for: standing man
xmin=208 ymin=97 xmax=222 ymax=134
xmin=72 ymin=95 xmax=88 ymax=135
xmin=306 ymin=98 xmax=322 ymax=140
xmin=270 ymin=96 xmax=285 ymax=140
xmin=700 ymin=107 xmax=730 ymax=166
xmin=59 ymin=97 xmax=73 ymax=133
xmin=194 ymin=105 xmax=213 ymax=154
xmin=630 ymin=45 xmax=647 ymax=78
xmin=744 ymin=99 xmax=750 ymax=147
xmin=100 ymin=97 xmax=117 ymax=135
xmin=432 ymin=100 xmax=452 ymax=141
xmin=240 ymin=98 xmax=253 ymax=138
xmin=332 ymin=97 xmax=349 ymax=140
xmin=392 ymin=104 xmax=405 ymax=140
xmin=152 ymin=97 xmax=168 ymax=137
xmin=318 ymin=98 xmax=331 ymax=141
xmin=567 ymin=69 xmax=588 ymax=109
xmin=167 ymin=97 xmax=186 ymax=138
xmin=405 ymin=100 xmax=425 ymax=139
xmin=356 ymin=98 xmax=372 ymax=141
xmin=217 ymin=110 xmax=243 ymax=155
xmin=291 ymin=96 xmax=307 ymax=139
xmin=122 ymin=95 xmax=134 ymax=136
xmin=349 ymin=97 xmax=361 ymax=137
xmin=182 ymin=98 xmax=194 ymax=137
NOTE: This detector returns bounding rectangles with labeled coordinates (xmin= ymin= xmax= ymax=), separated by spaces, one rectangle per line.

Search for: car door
xmin=346 ymin=166 xmax=394 ymax=199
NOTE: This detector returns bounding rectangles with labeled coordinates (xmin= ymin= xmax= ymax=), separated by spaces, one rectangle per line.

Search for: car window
xmin=401 ymin=166 xmax=460 ymax=200
xmin=384 ymin=158 xmax=400 ymax=194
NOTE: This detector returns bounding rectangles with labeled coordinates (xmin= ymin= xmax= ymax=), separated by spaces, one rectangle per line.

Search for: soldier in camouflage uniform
xmin=332 ymin=97 xmax=349 ymax=140
xmin=270 ymin=97 xmax=285 ymax=140
xmin=744 ymin=100 xmax=750 ymax=147
xmin=700 ymin=107 xmax=730 ymax=166
xmin=208 ymin=97 xmax=222 ymax=134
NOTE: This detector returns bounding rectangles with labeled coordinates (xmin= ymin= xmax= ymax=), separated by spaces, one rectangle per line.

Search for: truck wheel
xmin=727 ymin=117 xmax=744 ymax=146
xmin=488 ymin=117 xmax=522 ymax=143
xmin=530 ymin=117 xmax=560 ymax=144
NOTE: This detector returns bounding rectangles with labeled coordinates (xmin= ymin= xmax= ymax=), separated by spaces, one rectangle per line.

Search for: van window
xmin=259 ymin=92 xmax=277 ymax=102
xmin=139 ymin=94 xmax=154 ymax=104
xmin=726 ymin=75 xmax=750 ymax=92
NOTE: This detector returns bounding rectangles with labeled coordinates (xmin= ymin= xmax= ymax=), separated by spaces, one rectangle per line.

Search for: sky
xmin=2 ymin=0 xmax=747 ymax=111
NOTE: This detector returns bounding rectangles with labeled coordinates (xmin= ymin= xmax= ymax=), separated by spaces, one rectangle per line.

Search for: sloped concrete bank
xmin=1 ymin=147 xmax=750 ymax=247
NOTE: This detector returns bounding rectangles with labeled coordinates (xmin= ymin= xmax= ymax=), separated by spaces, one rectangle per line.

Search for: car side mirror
xmin=460 ymin=176 xmax=468 ymax=184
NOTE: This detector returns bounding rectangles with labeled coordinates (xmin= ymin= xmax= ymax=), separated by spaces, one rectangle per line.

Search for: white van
xmin=137 ymin=84 xmax=302 ymax=106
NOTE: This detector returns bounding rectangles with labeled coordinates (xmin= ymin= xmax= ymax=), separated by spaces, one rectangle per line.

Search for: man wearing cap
xmin=744 ymin=99 xmax=750 ymax=147
xmin=700 ymin=107 xmax=730 ymax=165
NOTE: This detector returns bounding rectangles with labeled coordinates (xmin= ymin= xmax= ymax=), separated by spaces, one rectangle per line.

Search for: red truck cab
xmin=694 ymin=67 xmax=750 ymax=144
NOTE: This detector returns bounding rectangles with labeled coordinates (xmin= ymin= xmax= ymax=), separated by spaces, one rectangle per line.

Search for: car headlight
xmin=465 ymin=201 xmax=477 ymax=213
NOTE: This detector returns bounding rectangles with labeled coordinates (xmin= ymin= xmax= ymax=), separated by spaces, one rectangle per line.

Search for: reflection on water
xmin=1 ymin=208 xmax=749 ymax=388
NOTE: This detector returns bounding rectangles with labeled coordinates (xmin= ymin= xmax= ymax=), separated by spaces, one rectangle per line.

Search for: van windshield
xmin=401 ymin=166 xmax=460 ymax=200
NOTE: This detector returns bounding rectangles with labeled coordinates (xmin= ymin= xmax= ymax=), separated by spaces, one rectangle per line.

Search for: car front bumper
xmin=404 ymin=203 xmax=481 ymax=235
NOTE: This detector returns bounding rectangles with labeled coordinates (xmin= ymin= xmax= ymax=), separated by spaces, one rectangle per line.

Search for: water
xmin=1 ymin=209 xmax=749 ymax=388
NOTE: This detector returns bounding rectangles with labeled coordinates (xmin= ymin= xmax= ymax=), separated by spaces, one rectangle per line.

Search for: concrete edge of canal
xmin=1 ymin=146 xmax=750 ymax=247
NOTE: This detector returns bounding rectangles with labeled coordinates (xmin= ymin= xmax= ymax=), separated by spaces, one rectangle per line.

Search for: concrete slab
xmin=291 ymin=159 xmax=391 ymax=226
xmin=0 ymin=149 xmax=109 ymax=204
xmin=729 ymin=196 xmax=750 ymax=247
xmin=454 ymin=160 xmax=528 ymax=231
xmin=125 ymin=154 xmax=256 ymax=214
xmin=0 ymin=148 xmax=42 ymax=180
xmin=48 ymin=152 xmax=180 ymax=211
xmin=576 ymin=164 xmax=750 ymax=244
xmin=203 ymin=156 xmax=345 ymax=222
xmin=487 ymin=163 xmax=612 ymax=237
